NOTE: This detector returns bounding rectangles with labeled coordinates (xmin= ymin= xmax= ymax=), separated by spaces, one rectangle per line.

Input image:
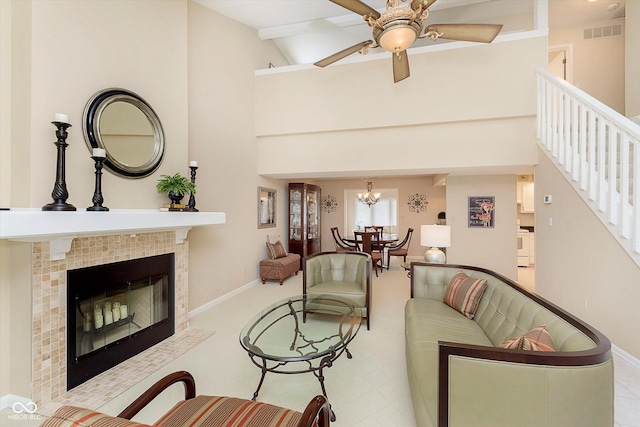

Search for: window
xmin=344 ymin=188 xmax=398 ymax=235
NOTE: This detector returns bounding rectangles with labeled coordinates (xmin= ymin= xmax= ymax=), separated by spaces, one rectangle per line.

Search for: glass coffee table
xmin=239 ymin=295 xmax=362 ymax=421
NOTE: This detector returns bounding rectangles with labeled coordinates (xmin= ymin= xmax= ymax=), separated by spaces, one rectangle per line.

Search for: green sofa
xmin=406 ymin=263 xmax=613 ymax=427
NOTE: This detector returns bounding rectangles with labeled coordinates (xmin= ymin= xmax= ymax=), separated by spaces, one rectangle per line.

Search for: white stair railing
xmin=536 ymin=68 xmax=640 ymax=266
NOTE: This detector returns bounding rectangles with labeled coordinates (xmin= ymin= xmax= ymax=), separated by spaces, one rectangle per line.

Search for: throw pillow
xmin=499 ymin=325 xmax=557 ymax=352
xmin=442 ymin=271 xmax=488 ymax=319
xmin=266 ymin=240 xmax=287 ymax=259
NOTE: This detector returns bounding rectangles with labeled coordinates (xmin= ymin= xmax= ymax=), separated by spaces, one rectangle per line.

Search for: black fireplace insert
xmin=67 ymin=253 xmax=175 ymax=390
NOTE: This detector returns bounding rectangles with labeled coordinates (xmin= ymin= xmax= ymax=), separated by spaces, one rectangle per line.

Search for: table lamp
xmin=421 ymin=225 xmax=451 ymax=263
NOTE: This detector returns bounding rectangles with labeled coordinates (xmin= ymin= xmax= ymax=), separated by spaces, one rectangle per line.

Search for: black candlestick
xmin=187 ymin=166 xmax=199 ymax=212
xmin=42 ymin=121 xmax=76 ymax=211
xmin=87 ymin=156 xmax=109 ymax=211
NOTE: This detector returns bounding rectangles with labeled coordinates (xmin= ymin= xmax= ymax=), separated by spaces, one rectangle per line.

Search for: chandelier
xmin=358 ymin=180 xmax=381 ymax=207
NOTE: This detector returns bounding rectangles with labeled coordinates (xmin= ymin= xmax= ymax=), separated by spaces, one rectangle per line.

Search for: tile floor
xmin=2 ymin=261 xmax=640 ymax=426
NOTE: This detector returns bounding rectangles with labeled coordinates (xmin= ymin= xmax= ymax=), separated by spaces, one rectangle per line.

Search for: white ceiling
xmin=194 ymin=0 xmax=626 ymax=65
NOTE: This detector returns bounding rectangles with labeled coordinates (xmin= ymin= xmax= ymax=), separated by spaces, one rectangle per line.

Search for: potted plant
xmin=156 ymin=173 xmax=196 ymax=206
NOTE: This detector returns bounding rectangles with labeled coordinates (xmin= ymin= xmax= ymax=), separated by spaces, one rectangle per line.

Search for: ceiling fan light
xmin=379 ymin=25 xmax=417 ymax=53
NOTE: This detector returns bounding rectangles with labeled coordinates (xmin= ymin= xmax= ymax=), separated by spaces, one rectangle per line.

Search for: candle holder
xmin=187 ymin=166 xmax=199 ymax=212
xmin=42 ymin=121 xmax=76 ymax=211
xmin=87 ymin=155 xmax=109 ymax=211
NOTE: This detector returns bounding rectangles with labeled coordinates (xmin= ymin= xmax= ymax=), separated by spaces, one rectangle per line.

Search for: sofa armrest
xmin=438 ymin=342 xmax=613 ymax=427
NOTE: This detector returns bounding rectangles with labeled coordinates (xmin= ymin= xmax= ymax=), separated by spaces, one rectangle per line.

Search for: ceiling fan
xmin=314 ymin=0 xmax=503 ymax=83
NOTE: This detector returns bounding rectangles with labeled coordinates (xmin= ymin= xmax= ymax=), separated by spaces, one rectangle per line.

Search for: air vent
xmin=584 ymin=24 xmax=623 ymax=39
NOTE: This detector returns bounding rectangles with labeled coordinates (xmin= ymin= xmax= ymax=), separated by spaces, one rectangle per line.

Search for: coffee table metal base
xmin=249 ymin=349 xmax=352 ymax=421
xmin=241 ymin=298 xmax=361 ymax=422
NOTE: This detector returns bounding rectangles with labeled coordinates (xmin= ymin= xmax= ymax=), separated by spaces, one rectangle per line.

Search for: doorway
xmin=548 ymin=44 xmax=573 ymax=83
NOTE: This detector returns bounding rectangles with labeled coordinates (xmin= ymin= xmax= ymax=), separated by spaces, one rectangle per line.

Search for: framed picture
xmin=258 ymin=187 xmax=277 ymax=229
xmin=468 ymin=196 xmax=495 ymax=228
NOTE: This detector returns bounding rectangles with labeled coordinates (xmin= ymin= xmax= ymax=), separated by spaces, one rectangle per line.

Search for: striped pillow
xmin=266 ymin=240 xmax=287 ymax=259
xmin=443 ymin=272 xmax=487 ymax=319
xmin=499 ymin=325 xmax=557 ymax=352
xmin=153 ymin=395 xmax=303 ymax=427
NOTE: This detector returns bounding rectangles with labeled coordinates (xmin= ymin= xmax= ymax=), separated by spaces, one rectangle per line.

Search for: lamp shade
xmin=421 ymin=225 xmax=451 ymax=248
xmin=379 ymin=25 xmax=417 ymax=52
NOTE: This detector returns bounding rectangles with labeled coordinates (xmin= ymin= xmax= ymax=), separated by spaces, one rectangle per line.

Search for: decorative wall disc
xmin=321 ymin=195 xmax=338 ymax=213
xmin=408 ymin=193 xmax=428 ymax=213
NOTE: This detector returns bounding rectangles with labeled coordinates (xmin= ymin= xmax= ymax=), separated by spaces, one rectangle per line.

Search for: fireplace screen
xmin=67 ymin=253 xmax=175 ymax=390
xmin=75 ymin=275 xmax=168 ymax=358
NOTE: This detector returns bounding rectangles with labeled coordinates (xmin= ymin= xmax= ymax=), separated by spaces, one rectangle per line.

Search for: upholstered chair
xmin=303 ymin=251 xmax=371 ymax=330
xmin=40 ymin=371 xmax=330 ymax=427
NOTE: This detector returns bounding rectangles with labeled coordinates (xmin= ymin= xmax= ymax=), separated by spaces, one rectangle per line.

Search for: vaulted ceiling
xmin=194 ymin=0 xmax=626 ymax=66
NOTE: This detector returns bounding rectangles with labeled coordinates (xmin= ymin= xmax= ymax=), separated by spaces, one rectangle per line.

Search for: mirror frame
xmin=258 ymin=187 xmax=277 ymax=229
xmin=83 ymin=88 xmax=165 ymax=178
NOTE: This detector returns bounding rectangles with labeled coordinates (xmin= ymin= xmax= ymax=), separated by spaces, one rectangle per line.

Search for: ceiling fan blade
xmin=392 ymin=50 xmax=410 ymax=83
xmin=426 ymin=23 xmax=503 ymax=43
xmin=329 ymin=0 xmax=381 ymax=19
xmin=314 ymin=41 xmax=373 ymax=67
xmin=411 ymin=0 xmax=437 ymax=11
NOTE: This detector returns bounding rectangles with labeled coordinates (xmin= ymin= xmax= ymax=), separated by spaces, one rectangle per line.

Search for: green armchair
xmin=303 ymin=251 xmax=371 ymax=330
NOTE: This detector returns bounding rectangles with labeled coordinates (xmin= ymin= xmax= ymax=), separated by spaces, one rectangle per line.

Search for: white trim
xmin=548 ymin=43 xmax=574 ymax=84
xmin=187 ymin=279 xmax=261 ymax=319
xmin=612 ymin=343 xmax=640 ymax=371
xmin=0 ymin=394 xmax=34 ymax=412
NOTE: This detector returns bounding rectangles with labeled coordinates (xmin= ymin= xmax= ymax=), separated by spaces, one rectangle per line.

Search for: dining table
xmin=344 ymin=232 xmax=398 ymax=269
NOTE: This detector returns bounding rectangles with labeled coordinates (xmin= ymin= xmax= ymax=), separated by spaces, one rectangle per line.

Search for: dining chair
xmin=386 ymin=227 xmax=414 ymax=269
xmin=354 ymin=231 xmax=384 ymax=276
xmin=330 ymin=227 xmax=358 ymax=252
xmin=364 ymin=226 xmax=385 ymax=253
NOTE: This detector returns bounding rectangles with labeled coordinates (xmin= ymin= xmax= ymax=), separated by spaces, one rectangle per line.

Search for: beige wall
xmin=186 ymin=1 xmax=289 ymax=307
xmin=0 ymin=0 xmax=190 ymax=398
xmin=318 ymin=176 xmax=446 ymax=260
xmin=445 ymin=175 xmax=518 ymax=281
xmin=626 ymin=0 xmax=640 ymax=118
xmin=255 ymin=35 xmax=546 ymax=178
xmin=27 ymin=0 xmax=190 ymax=209
xmin=0 ymin=0 xmax=13 ymax=208
xmin=549 ymin=19 xmax=625 ymax=114
xmin=535 ymin=148 xmax=640 ymax=359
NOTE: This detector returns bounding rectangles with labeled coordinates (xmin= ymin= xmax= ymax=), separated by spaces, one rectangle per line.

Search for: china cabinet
xmin=288 ymin=183 xmax=321 ymax=263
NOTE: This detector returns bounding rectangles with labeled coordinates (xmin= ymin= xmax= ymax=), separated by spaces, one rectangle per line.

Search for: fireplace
xmin=67 ymin=253 xmax=175 ymax=390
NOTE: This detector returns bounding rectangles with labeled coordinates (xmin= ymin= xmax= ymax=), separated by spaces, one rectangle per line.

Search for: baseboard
xmin=187 ymin=279 xmax=260 ymax=319
xmin=612 ymin=343 xmax=640 ymax=371
xmin=0 ymin=394 xmax=34 ymax=412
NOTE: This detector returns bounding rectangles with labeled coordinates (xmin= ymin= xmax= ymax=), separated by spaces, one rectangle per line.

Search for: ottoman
xmin=260 ymin=253 xmax=301 ymax=285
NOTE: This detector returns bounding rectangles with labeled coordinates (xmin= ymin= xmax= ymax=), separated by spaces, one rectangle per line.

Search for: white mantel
xmin=0 ymin=208 xmax=226 ymax=260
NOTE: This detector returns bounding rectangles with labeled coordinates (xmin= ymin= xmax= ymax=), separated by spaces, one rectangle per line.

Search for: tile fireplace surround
xmin=0 ymin=209 xmax=225 ymax=408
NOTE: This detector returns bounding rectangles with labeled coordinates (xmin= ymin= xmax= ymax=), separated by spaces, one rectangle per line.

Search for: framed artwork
xmin=407 ymin=193 xmax=428 ymax=213
xmin=258 ymin=187 xmax=276 ymax=229
xmin=468 ymin=196 xmax=495 ymax=228
xmin=321 ymin=195 xmax=338 ymax=213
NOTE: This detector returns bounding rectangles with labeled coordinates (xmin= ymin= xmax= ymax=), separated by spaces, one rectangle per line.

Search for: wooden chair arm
xmin=117 ymin=371 xmax=196 ymax=420
xmin=298 ymin=395 xmax=331 ymax=427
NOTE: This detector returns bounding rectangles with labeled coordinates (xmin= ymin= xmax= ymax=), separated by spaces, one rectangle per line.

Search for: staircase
xmin=536 ymin=68 xmax=640 ymax=267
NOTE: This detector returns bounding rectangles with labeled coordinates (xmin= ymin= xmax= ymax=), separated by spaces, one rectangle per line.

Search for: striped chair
xmin=40 ymin=372 xmax=330 ymax=427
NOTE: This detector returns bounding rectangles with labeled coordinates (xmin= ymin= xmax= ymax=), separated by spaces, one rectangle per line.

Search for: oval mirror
xmin=83 ymin=88 xmax=164 ymax=178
